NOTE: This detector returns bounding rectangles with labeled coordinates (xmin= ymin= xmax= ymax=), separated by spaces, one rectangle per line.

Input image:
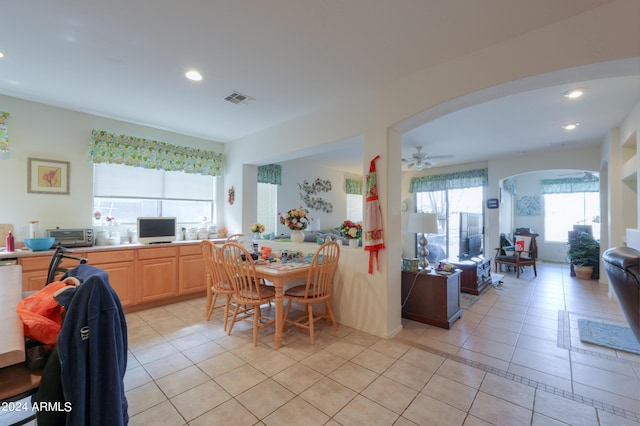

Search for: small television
xmin=137 ymin=217 xmax=177 ymax=244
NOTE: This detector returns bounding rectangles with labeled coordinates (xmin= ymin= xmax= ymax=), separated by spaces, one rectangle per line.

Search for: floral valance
xmin=345 ymin=178 xmax=363 ymax=195
xmin=409 ymin=168 xmax=488 ymax=193
xmin=89 ymin=130 xmax=223 ymax=176
xmin=540 ymin=177 xmax=599 ymax=194
xmin=502 ymin=177 xmax=518 ymax=195
xmin=257 ymin=164 xmax=281 ymax=185
xmin=0 ymin=112 xmax=9 ymax=152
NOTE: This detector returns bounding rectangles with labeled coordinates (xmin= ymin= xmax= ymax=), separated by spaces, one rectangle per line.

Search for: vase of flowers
xmin=340 ymin=220 xmax=362 ymax=248
xmin=279 ymin=207 xmax=310 ymax=243
xmin=249 ymin=222 xmax=265 ymax=240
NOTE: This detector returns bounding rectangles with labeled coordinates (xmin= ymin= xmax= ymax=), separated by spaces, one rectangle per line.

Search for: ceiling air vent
xmin=224 ymin=91 xmax=255 ymax=105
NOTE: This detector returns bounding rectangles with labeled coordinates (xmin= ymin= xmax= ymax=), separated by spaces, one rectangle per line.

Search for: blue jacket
xmin=57 ymin=264 xmax=128 ymax=425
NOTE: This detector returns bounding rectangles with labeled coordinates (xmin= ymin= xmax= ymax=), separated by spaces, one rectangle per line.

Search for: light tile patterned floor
xmin=110 ymin=263 xmax=640 ymax=424
xmin=7 ymin=262 xmax=636 ymax=426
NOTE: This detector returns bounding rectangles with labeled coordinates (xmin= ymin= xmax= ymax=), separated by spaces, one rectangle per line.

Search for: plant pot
xmin=574 ymin=265 xmax=594 ymax=280
xmin=291 ymin=229 xmax=304 ymax=243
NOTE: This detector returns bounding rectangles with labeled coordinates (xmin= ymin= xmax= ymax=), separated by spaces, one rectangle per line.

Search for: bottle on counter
xmin=6 ymin=231 xmax=15 ymax=252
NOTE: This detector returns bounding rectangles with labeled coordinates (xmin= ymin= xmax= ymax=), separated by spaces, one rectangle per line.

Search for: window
xmin=543 ymin=192 xmax=600 ymax=242
xmin=415 ymin=186 xmax=484 ymax=261
xmin=93 ymin=163 xmax=216 ymax=225
xmin=257 ymin=183 xmax=278 ymax=234
xmin=346 ymin=193 xmax=363 ymax=222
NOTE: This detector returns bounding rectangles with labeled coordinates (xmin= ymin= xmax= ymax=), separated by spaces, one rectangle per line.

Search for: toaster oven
xmin=45 ymin=228 xmax=93 ymax=247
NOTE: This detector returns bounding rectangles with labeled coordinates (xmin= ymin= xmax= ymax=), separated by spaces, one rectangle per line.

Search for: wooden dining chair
xmin=283 ymin=241 xmax=340 ymax=344
xmin=200 ymin=241 xmax=236 ymax=330
xmin=494 ymin=231 xmax=539 ymax=278
xmin=221 ymin=242 xmax=276 ymax=346
xmin=225 ymin=233 xmax=245 ymax=243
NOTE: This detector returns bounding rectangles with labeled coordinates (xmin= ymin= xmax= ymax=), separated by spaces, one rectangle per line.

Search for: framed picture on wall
xmin=27 ymin=158 xmax=70 ymax=195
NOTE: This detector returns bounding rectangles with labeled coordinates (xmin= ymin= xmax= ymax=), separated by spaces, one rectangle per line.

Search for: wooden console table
xmin=450 ymin=257 xmax=492 ymax=295
xmin=401 ymin=270 xmax=462 ymax=329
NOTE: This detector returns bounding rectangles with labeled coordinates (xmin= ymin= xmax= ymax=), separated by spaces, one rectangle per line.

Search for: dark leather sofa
xmin=602 ymin=247 xmax=640 ymax=343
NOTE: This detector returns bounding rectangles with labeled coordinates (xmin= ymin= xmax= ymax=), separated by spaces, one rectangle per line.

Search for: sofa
xmin=602 ymin=246 xmax=640 ymax=343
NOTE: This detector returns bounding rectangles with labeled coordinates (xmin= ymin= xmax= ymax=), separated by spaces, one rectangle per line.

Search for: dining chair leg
xmin=228 ymin=303 xmax=241 ymax=336
xmin=308 ymin=304 xmax=315 ymax=344
xmin=222 ymin=294 xmax=232 ymax=331
xmin=325 ymin=300 xmax=338 ymax=330
xmin=283 ymin=299 xmax=293 ymax=330
xmin=253 ymin=306 xmax=261 ymax=346
xmin=206 ymin=293 xmax=219 ymax=321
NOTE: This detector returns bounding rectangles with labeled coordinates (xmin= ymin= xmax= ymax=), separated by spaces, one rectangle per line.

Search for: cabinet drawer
xmin=20 ymin=255 xmax=77 ymax=272
xmin=87 ymin=250 xmax=135 ymax=264
xmin=137 ymin=246 xmax=177 ymax=260
xmin=179 ymin=244 xmax=203 ymax=256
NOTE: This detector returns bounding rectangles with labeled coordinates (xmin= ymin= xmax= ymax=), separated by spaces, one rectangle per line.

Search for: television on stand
xmin=458 ymin=212 xmax=483 ymax=261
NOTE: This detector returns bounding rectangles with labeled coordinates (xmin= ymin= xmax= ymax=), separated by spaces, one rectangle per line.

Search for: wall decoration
xmin=28 ymin=158 xmax=70 ymax=195
xmin=516 ymin=195 xmax=541 ymax=216
xmin=299 ymin=178 xmax=333 ymax=213
xmin=0 ymin=112 xmax=9 ymax=152
xmin=227 ymin=186 xmax=235 ymax=205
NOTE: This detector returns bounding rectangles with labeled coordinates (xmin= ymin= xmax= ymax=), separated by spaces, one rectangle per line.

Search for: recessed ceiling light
xmin=0 ymin=52 xmax=4 ymax=58
xmin=563 ymin=89 xmax=584 ymax=99
xmin=185 ymin=70 xmax=202 ymax=81
xmin=562 ymin=122 xmax=580 ymax=130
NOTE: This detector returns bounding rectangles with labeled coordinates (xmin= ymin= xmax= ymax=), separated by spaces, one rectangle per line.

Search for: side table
xmin=401 ymin=270 xmax=462 ymax=329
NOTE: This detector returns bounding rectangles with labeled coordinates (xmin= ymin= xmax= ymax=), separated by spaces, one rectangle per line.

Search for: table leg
xmin=274 ymin=279 xmax=284 ymax=348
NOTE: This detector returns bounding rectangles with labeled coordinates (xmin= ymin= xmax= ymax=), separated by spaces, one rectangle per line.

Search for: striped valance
xmin=409 ymin=168 xmax=488 ymax=193
xmin=89 ymin=130 xmax=223 ymax=176
xmin=258 ymin=164 xmax=282 ymax=185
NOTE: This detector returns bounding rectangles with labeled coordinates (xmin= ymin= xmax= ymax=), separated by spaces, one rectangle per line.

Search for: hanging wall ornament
xmin=228 ymin=187 xmax=235 ymax=205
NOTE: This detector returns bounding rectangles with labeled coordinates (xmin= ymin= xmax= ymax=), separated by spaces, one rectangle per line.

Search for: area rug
xmin=577 ymin=319 xmax=640 ymax=355
xmin=460 ymin=283 xmax=492 ymax=309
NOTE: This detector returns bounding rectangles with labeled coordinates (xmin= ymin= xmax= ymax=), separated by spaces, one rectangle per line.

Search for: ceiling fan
xmin=558 ymin=171 xmax=599 ymax=181
xmin=401 ymin=146 xmax=453 ymax=171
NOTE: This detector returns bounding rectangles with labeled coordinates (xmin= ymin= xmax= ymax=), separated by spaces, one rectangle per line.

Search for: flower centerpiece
xmin=279 ymin=207 xmax=310 ymax=243
xmin=249 ymin=223 xmax=265 ymax=234
xmin=340 ymin=220 xmax=362 ymax=240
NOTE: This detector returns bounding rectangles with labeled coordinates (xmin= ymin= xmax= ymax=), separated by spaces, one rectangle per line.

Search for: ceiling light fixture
xmin=0 ymin=52 xmax=4 ymax=58
xmin=562 ymin=122 xmax=580 ymax=130
xmin=563 ymin=89 xmax=584 ymax=99
xmin=185 ymin=70 xmax=203 ymax=82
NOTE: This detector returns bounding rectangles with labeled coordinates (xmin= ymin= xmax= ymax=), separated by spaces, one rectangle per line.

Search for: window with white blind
xmin=257 ymin=183 xmax=278 ymax=234
xmin=346 ymin=194 xmax=363 ymax=222
xmin=93 ymin=163 xmax=217 ymax=225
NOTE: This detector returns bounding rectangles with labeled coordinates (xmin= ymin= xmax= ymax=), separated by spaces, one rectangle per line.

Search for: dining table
xmin=253 ymin=261 xmax=311 ymax=348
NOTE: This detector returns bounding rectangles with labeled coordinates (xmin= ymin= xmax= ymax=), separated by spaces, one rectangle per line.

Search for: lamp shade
xmin=407 ymin=212 xmax=438 ymax=234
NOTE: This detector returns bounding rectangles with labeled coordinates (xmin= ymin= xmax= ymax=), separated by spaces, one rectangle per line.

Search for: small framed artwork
xmin=28 ymin=158 xmax=70 ymax=195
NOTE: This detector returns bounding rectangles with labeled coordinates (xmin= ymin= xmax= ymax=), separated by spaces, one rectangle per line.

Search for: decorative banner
xmin=0 ymin=112 xmax=9 ymax=152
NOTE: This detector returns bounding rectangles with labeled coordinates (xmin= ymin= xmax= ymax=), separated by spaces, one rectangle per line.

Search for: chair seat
xmin=237 ymin=284 xmax=275 ymax=301
xmin=495 ymin=254 xmax=533 ymax=263
xmin=214 ymin=280 xmax=234 ymax=292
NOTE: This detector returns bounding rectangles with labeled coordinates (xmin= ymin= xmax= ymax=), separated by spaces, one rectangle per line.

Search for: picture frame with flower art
xmin=28 ymin=158 xmax=70 ymax=195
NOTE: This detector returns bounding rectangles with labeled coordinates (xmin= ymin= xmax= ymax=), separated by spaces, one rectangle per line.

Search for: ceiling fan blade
xmin=426 ymin=154 xmax=454 ymax=160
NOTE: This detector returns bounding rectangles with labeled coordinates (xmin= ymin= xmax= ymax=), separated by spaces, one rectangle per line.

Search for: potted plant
xmin=567 ymin=232 xmax=600 ymax=279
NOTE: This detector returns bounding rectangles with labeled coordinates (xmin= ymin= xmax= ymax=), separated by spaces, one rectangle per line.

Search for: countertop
xmin=0 ymin=239 xmax=227 ymax=260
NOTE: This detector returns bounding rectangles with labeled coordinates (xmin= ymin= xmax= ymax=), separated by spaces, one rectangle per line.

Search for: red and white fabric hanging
xmin=364 ymin=155 xmax=385 ymax=274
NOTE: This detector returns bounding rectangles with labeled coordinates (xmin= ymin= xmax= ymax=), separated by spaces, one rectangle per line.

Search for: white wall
xmin=0 ymin=95 xmax=225 ymax=239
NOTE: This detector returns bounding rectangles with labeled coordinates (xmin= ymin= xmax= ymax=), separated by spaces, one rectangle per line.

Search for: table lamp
xmin=407 ymin=212 xmax=438 ymax=269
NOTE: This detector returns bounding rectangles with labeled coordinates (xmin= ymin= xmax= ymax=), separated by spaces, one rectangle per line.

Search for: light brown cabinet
xmin=178 ymin=244 xmax=206 ymax=295
xmin=86 ymin=250 xmax=135 ymax=306
xmin=137 ymin=246 xmax=178 ymax=303
xmin=14 ymin=242 xmax=211 ymax=311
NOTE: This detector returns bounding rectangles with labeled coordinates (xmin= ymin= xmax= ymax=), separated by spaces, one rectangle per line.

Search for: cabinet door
xmin=93 ymin=261 xmax=135 ymax=307
xmin=137 ymin=258 xmax=178 ymax=302
xmin=179 ymin=255 xmax=206 ymax=295
xmin=20 ymin=256 xmax=83 ymax=291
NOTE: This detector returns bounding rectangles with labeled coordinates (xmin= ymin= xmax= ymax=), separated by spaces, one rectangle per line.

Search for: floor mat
xmin=577 ymin=319 xmax=640 ymax=355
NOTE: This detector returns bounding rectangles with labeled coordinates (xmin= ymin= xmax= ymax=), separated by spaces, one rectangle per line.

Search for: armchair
xmin=494 ymin=231 xmax=538 ymax=278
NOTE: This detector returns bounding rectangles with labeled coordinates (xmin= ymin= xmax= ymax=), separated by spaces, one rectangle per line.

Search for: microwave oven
xmin=45 ymin=228 xmax=93 ymax=247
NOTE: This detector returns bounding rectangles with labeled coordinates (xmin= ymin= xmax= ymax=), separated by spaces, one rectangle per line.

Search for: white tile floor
xmin=12 ymin=261 xmax=639 ymax=425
